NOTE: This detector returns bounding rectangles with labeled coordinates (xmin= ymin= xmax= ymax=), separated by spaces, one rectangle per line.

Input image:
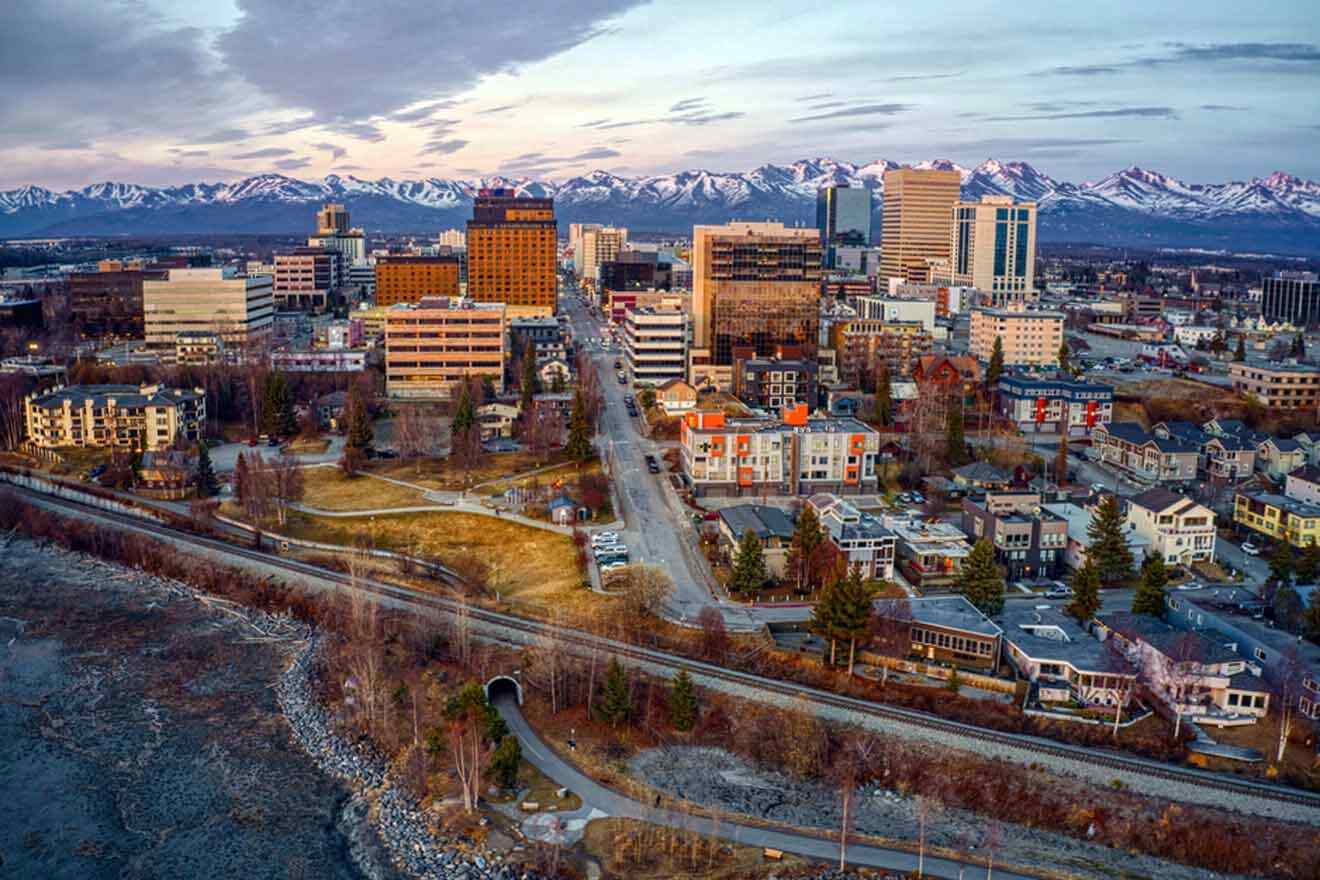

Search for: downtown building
xmin=467 ymin=189 xmax=558 ymax=317
xmin=1260 ymin=272 xmax=1320 ymax=327
xmin=816 ymin=185 xmax=872 ymax=268
xmin=577 ymin=226 xmax=629 ymax=288
xmin=623 ymin=305 xmax=688 ymax=387
xmin=374 ymin=254 xmax=462 ymax=307
xmin=273 ymin=246 xmax=342 ymax=311
xmin=308 ymin=203 xmax=366 ymax=265
xmin=383 ymin=296 xmax=506 ymax=399
xmin=68 ymin=266 xmax=172 ymax=339
xmin=933 ymin=196 xmax=1037 ymax=306
xmin=969 ymin=306 xmax=1064 ymax=366
xmin=879 ymin=167 xmax=961 ymax=285
xmin=143 ymin=268 xmax=273 ymax=360
xmin=995 ymin=373 xmax=1114 ymax=436
xmin=689 ymin=221 xmax=822 ymax=389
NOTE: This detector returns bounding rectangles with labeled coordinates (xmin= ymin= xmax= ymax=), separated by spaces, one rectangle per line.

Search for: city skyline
xmin=3 ymin=0 xmax=1318 ymax=190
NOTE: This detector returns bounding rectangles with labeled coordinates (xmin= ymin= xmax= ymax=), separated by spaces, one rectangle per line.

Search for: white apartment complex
xmin=1125 ymin=487 xmax=1216 ymax=566
xmin=623 ymin=306 xmax=688 ymax=386
xmin=25 ymin=383 xmax=206 ymax=450
xmin=579 ymin=226 xmax=629 ymax=283
xmin=143 ymin=268 xmax=274 ymax=358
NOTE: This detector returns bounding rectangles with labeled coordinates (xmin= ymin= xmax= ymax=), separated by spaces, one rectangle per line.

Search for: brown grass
xmin=477 ymin=459 xmax=602 ymax=498
xmin=369 ymin=450 xmax=572 ymax=492
xmin=582 ymin=817 xmax=806 ymax=880
xmin=300 ymin=467 xmax=427 ymax=511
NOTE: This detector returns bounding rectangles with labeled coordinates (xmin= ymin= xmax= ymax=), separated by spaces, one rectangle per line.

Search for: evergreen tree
xmin=729 ymin=529 xmax=768 ymax=594
xmin=873 ymin=361 xmax=894 ymax=427
xmin=1087 ymin=494 xmax=1134 ymax=585
xmin=1268 ymin=541 xmax=1295 ymax=589
xmin=944 ymin=405 xmax=969 ymax=466
xmin=1058 ymin=339 xmax=1071 ymax=372
xmin=453 ymin=381 xmax=476 ymax=437
xmin=956 ymin=538 xmax=1005 ymax=616
xmin=1297 ymin=541 xmax=1320 ymax=585
xmin=834 ymin=567 xmax=878 ymax=673
xmin=194 ymin=438 xmax=218 ymax=497
xmin=599 ymin=658 xmax=633 ymax=728
xmin=550 ymin=371 xmax=565 ymax=394
xmin=345 ymin=385 xmax=374 ymax=452
xmin=668 ymin=670 xmax=697 ymax=732
xmin=1066 ymin=557 xmax=1102 ymax=623
xmin=986 ymin=336 xmax=1006 ymax=386
xmin=564 ymin=388 xmax=593 ymax=462
xmin=1054 ymin=433 xmax=1069 ymax=486
xmin=809 ymin=577 xmax=843 ymax=665
xmin=520 ymin=339 xmax=539 ymax=416
xmin=234 ymin=451 xmax=251 ymax=506
xmin=1292 ymin=332 xmax=1306 ymax=359
xmin=1274 ymin=585 xmax=1304 ymax=632
xmin=786 ymin=506 xmax=825 ymax=592
xmin=489 ymin=735 xmax=521 ymax=789
xmin=1302 ymin=589 xmax=1320 ymax=641
xmin=262 ymin=372 xmax=297 ymax=437
xmin=1131 ymin=552 xmax=1169 ymax=616
xmin=1234 ymin=336 xmax=1246 ymax=362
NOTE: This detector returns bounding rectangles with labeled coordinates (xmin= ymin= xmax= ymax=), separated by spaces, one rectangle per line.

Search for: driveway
xmin=209 ymin=436 xmax=346 ymax=473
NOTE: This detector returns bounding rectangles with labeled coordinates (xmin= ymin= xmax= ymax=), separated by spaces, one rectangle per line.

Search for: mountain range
xmin=3 ymin=158 xmax=1319 ymax=254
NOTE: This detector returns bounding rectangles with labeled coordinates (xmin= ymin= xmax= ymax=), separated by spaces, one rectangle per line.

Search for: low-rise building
xmin=1256 ymin=436 xmax=1307 ymax=480
xmin=1284 ymin=464 xmax=1320 ymax=506
xmin=1042 ymin=501 xmax=1151 ymax=570
xmin=888 ymin=517 xmax=973 ymax=589
xmin=174 ymin=331 xmax=225 ymax=366
xmin=679 ymin=404 xmax=880 ymax=498
xmin=999 ymin=604 xmax=1135 ymax=708
xmin=477 ymin=401 xmax=520 ymax=440
xmin=270 ymin=348 xmax=369 ymax=373
xmin=1090 ymin=421 xmax=1199 ymax=484
xmin=135 ymin=450 xmax=193 ymax=500
xmin=1124 ymin=488 xmax=1216 ymax=566
xmin=716 ymin=504 xmax=796 ymax=579
xmin=24 ymin=383 xmax=205 ymax=450
xmin=969 ymin=307 xmax=1064 ymax=366
xmin=731 ymin=350 xmax=818 ymax=411
xmin=961 ymin=491 xmax=1068 ymax=580
xmin=1233 ymin=491 xmax=1320 ymax=548
xmin=873 ymin=595 xmax=1002 ymax=672
xmin=995 ymin=373 xmax=1114 ymax=436
xmin=829 ymin=316 xmax=933 ymax=383
xmin=950 ymin=461 xmax=1012 ymax=492
xmin=1229 ymin=359 xmax=1320 ymax=410
xmin=509 ymin=315 xmax=569 ymax=365
xmin=656 ymin=378 xmax=697 ymax=414
xmin=808 ymin=493 xmax=897 ymax=580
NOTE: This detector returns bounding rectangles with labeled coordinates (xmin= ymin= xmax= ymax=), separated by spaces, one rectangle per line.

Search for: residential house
xmin=716 ymin=504 xmax=796 ymax=579
xmin=911 ymin=355 xmax=982 ymax=405
xmin=477 ymin=401 xmax=520 ymax=440
xmin=1090 ymin=421 xmax=1199 ymax=484
xmin=951 ymin=461 xmax=1011 ymax=492
xmin=961 ymin=491 xmax=1068 ymax=580
xmin=314 ymin=390 xmax=348 ymax=430
xmin=1096 ymin=612 xmax=1271 ymax=726
xmin=808 ymin=493 xmax=897 ymax=580
xmin=1124 ymin=488 xmax=1216 ymax=566
xmin=656 ymin=378 xmax=697 ymax=414
xmin=888 ymin=517 xmax=973 ymax=589
xmin=1042 ymin=501 xmax=1152 ymax=570
xmin=872 ymin=595 xmax=1002 ymax=673
xmin=1233 ymin=491 xmax=1320 ymax=548
xmin=538 ymin=358 xmax=572 ymax=390
xmin=135 ymin=450 xmax=193 ymax=500
xmin=999 ymin=604 xmax=1136 ymax=708
xmin=1200 ymin=432 xmax=1258 ymax=481
xmin=1257 ymin=436 xmax=1307 ymax=481
xmin=1285 ymin=465 xmax=1320 ymax=506
xmin=1292 ymin=431 xmax=1320 ymax=467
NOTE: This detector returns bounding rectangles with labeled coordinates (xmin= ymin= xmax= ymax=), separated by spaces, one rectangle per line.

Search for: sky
xmin=1 ymin=0 xmax=1317 ymax=190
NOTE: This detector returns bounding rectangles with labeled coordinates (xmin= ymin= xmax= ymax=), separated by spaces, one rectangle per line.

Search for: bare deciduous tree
xmin=614 ymin=564 xmax=675 ymax=623
xmin=870 ymin=596 xmax=913 ymax=686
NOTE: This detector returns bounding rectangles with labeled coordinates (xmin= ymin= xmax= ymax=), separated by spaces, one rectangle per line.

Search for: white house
xmin=1257 ymin=436 xmax=1307 ymax=481
xmin=1173 ymin=326 xmax=1220 ymax=349
xmin=1286 ymin=465 xmax=1320 ymax=507
xmin=1124 ymin=488 xmax=1215 ymax=566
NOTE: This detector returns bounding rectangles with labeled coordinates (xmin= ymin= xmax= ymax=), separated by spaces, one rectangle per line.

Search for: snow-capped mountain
xmin=2 ymin=159 xmax=1318 ymax=253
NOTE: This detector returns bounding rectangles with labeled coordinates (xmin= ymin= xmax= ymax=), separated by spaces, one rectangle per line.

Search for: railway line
xmin=10 ymin=483 xmax=1320 ymax=822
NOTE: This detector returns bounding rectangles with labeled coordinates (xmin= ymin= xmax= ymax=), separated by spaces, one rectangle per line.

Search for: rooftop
xmin=717 ymin=504 xmax=795 ymax=542
xmin=1097 ymin=611 xmax=1242 ymax=666
xmin=1127 ymin=487 xmax=1202 ymax=516
xmin=875 ymin=595 xmax=1002 ymax=638
xmin=29 ymin=383 xmax=203 ymax=410
xmin=1238 ymin=491 xmax=1320 ymax=519
xmin=999 ymin=604 xmax=1125 ymax=674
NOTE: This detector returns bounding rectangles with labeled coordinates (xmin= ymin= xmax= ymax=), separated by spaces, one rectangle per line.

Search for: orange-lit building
xmin=678 ymin=403 xmax=880 ymax=498
xmin=384 ymin=296 xmax=506 ymax=399
xmin=466 ymin=188 xmax=557 ymax=317
xmin=374 ymin=255 xmax=461 ymax=307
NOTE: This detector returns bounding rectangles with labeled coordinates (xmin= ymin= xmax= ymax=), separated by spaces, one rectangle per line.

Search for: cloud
xmin=216 ymin=0 xmax=646 ymax=123
xmin=1035 ymin=65 xmax=1121 ymax=76
xmin=324 ymin=120 xmax=385 ymax=142
xmin=501 ymin=147 xmax=621 ymax=170
xmin=390 ymin=99 xmax=465 ymax=122
xmin=421 ymin=139 xmax=469 ymax=156
xmin=1036 ymin=42 xmax=1320 ymax=78
xmin=233 ymin=147 xmax=296 ymax=159
xmin=170 ymin=149 xmax=211 ymax=158
xmin=578 ymin=118 xmax=613 ymax=128
xmin=274 ymin=157 xmax=312 ymax=170
xmin=796 ymin=92 xmax=833 ymax=102
xmin=311 ymin=141 xmax=348 ymax=160
xmin=790 ymin=102 xmax=911 ymax=123
xmin=189 ymin=127 xmax=253 ymax=145
xmin=334 ymin=164 xmax=365 ymax=171
xmin=983 ymin=106 xmax=1177 ymax=122
xmin=882 ymin=71 xmax=964 ymax=82
xmin=669 ymin=97 xmax=707 ymax=112
xmin=477 ymin=104 xmax=517 ymax=115
xmin=585 ymin=108 xmax=745 ymax=130
xmin=41 ymin=141 xmax=92 ymax=151
xmin=1200 ymin=104 xmax=1248 ymax=111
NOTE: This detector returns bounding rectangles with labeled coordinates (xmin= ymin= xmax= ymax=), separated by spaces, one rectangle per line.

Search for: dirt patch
xmin=301 ymin=468 xmax=428 ymax=511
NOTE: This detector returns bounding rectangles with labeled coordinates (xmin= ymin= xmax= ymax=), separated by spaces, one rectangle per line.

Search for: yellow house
xmin=1234 ymin=491 xmax=1320 ymax=548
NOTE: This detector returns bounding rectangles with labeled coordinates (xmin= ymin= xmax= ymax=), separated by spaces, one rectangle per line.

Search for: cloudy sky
xmin=2 ymin=0 xmax=1317 ymax=190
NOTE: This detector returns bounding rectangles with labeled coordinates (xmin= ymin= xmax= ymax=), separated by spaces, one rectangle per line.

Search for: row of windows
xmin=911 ymin=627 xmax=995 ymax=656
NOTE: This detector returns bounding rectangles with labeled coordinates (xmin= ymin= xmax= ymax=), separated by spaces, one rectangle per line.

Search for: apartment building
xmin=1256 ymin=436 xmax=1307 ymax=480
xmin=273 ymin=247 xmax=341 ymax=311
xmin=889 ymin=518 xmax=974 ymax=589
xmin=24 ymin=383 xmax=205 ymax=450
xmin=678 ymin=403 xmax=879 ymax=498
xmin=1090 ymin=422 xmax=1200 ymax=484
xmin=960 ymin=490 xmax=1069 ymax=580
xmin=873 ymin=595 xmax=1002 ymax=672
xmin=851 ymin=295 xmax=936 ymax=332
xmin=143 ymin=268 xmax=274 ymax=357
xmin=1285 ymin=465 xmax=1320 ymax=506
xmin=1125 ymin=488 xmax=1216 ymax=566
xmin=1229 ymin=359 xmax=1320 ymax=409
xmin=829 ymin=317 xmax=933 ymax=383
xmin=995 ymin=373 xmax=1114 ymax=436
xmin=731 ymin=350 xmax=818 ymax=411
xmin=374 ymin=255 xmax=461 ymax=307
xmin=689 ymin=221 xmax=822 ymax=389
xmin=623 ymin=306 xmax=688 ymax=387
xmin=808 ymin=493 xmax=896 ymax=580
xmin=578 ymin=226 xmax=628 ymax=283
xmin=879 ymin=167 xmax=961 ymax=285
xmin=467 ymin=189 xmax=557 ymax=317
xmin=969 ymin=307 xmax=1064 ymax=366
xmin=1233 ymin=491 xmax=1320 ymax=549
xmin=941 ymin=196 xmax=1037 ymax=303
xmin=509 ymin=316 xmax=569 ymax=365
xmin=384 ymin=296 xmax=506 ymax=399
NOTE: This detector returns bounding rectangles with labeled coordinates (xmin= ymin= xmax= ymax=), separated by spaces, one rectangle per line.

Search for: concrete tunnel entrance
xmin=485 ymin=674 xmax=523 ymax=706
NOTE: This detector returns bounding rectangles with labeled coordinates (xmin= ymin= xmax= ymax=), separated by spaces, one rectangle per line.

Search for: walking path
xmin=493 ymin=692 xmax=1023 ymax=880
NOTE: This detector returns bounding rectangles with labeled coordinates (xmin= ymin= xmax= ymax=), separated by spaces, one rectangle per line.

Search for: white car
xmin=590 ymin=532 xmax=620 ymax=547
xmin=1241 ymin=542 xmax=1259 ymax=556
xmin=593 ymin=543 xmax=627 ymax=559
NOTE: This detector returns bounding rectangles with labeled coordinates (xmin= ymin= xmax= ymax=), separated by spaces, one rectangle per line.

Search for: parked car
xmin=1177 ymin=581 xmax=1203 ymax=591
xmin=593 ymin=542 xmax=627 ymax=558
xmin=600 ymin=561 xmax=628 ymax=576
xmin=590 ymin=532 xmax=619 ymax=547
xmin=910 ymin=491 xmax=926 ymax=505
xmin=1045 ymin=585 xmax=1072 ymax=599
xmin=1241 ymin=542 xmax=1260 ymax=556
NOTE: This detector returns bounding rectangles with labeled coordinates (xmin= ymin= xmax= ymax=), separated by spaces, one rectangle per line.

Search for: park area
xmin=299 ymin=467 xmax=427 ymax=511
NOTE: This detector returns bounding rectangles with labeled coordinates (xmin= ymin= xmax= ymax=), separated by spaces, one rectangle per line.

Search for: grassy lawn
xmin=286 ymin=436 xmax=331 ymax=454
xmin=489 ymin=761 xmax=583 ymax=812
xmin=279 ymin=510 xmax=581 ymax=605
xmin=583 ymin=817 xmax=803 ymax=880
xmin=300 ymin=467 xmax=426 ymax=511
xmin=46 ymin=447 xmax=113 ymax=477
xmin=1192 ymin=717 xmax=1320 ymax=785
xmin=478 ymin=458 xmax=601 ymax=497
xmin=370 ymin=450 xmax=572 ymax=492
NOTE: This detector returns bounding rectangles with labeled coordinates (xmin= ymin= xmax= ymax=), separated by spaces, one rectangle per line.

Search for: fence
xmin=858 ymin=652 xmax=1021 ymax=696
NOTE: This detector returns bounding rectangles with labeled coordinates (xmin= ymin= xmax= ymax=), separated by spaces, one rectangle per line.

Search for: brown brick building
xmin=68 ymin=268 xmax=167 ymax=339
xmin=374 ymin=255 xmax=461 ymax=307
xmin=466 ymin=189 xmax=557 ymax=317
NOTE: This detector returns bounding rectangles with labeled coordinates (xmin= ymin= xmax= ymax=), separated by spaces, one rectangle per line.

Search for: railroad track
xmin=13 ymin=485 xmax=1320 ymax=815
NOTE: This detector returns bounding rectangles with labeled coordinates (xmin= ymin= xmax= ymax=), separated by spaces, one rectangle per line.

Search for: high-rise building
xmin=969 ymin=307 xmax=1064 ymax=366
xmin=569 ymin=223 xmax=601 ymax=274
xmin=816 ymin=186 xmax=872 ymax=267
xmin=316 ymin=203 xmax=350 ymax=235
xmin=68 ymin=268 xmax=167 ymax=339
xmin=374 ymin=255 xmax=461 ymax=307
xmin=689 ymin=222 xmax=822 ymax=388
xmin=467 ymin=188 xmax=557 ymax=317
xmin=273 ymin=247 xmax=342 ymax=311
xmin=579 ymin=226 xmax=629 ymax=285
xmin=879 ymin=168 xmax=961 ymax=285
xmin=143 ymin=268 xmax=274 ymax=358
xmin=623 ymin=306 xmax=688 ymax=387
xmin=310 ymin=203 xmax=366 ymax=264
xmin=437 ymin=229 xmax=467 ymax=248
xmin=942 ymin=196 xmax=1037 ymax=304
xmin=1261 ymin=272 xmax=1320 ymax=327
xmin=384 ymin=296 xmax=506 ymax=399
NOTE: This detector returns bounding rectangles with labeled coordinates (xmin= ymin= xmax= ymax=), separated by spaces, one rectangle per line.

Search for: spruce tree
xmin=986 ymin=336 xmax=1005 ymax=386
xmin=453 ymin=381 xmax=475 ymax=437
xmin=809 ymin=577 xmax=843 ymax=665
xmin=194 ymin=438 xmax=218 ymax=497
xmin=1058 ymin=339 xmax=1071 ymax=372
xmin=1054 ymin=433 xmax=1069 ymax=486
xmin=520 ymin=339 xmax=539 ymax=416
xmin=874 ymin=362 xmax=894 ymax=427
xmin=945 ymin=405 xmax=969 ymax=466
xmin=1131 ymin=552 xmax=1168 ymax=616
xmin=489 ymin=735 xmax=521 ymax=788
xmin=599 ymin=658 xmax=633 ymax=728
xmin=1087 ymin=494 xmax=1134 ymax=585
xmin=1268 ymin=541 xmax=1295 ymax=589
xmin=956 ymin=538 xmax=1005 ymax=616
xmin=263 ymin=372 xmax=297 ymax=437
xmin=729 ymin=529 xmax=768 ymax=594
xmin=1274 ymin=585 xmax=1304 ymax=632
xmin=564 ymin=388 xmax=593 ymax=462
xmin=345 ymin=385 xmax=374 ymax=452
xmin=234 ymin=451 xmax=250 ymax=506
xmin=1066 ymin=557 xmax=1102 ymax=623
xmin=1302 ymin=589 xmax=1320 ymax=641
xmin=1234 ymin=336 xmax=1246 ymax=362
xmin=668 ymin=670 xmax=697 ymax=732
xmin=786 ymin=506 xmax=825 ymax=593
xmin=834 ymin=567 xmax=878 ymax=673
xmin=1297 ymin=541 xmax=1320 ymax=585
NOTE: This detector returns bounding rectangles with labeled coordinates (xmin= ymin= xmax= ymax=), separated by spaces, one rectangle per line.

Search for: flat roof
xmin=876 ymin=595 xmax=1002 ymax=637
xmin=999 ymin=604 xmax=1123 ymax=673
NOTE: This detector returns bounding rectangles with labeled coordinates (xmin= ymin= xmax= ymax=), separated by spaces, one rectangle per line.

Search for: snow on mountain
xmin=1 ymin=158 xmax=1318 ymax=252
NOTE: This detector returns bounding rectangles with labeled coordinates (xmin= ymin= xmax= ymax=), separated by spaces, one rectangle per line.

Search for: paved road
xmin=493 ymin=691 xmax=1019 ymax=880
xmin=564 ymin=294 xmax=760 ymax=630
xmin=209 ymin=436 xmax=347 ymax=473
